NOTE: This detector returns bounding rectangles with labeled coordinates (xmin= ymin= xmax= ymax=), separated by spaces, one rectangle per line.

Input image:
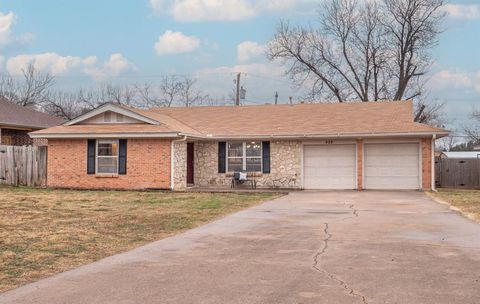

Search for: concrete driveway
xmin=1 ymin=191 xmax=480 ymax=304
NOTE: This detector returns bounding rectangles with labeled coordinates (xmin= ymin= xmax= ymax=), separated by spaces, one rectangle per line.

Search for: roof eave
xmin=64 ymin=103 xmax=161 ymax=126
xmin=181 ymin=131 xmax=449 ymax=140
xmin=29 ymin=132 xmax=182 ymax=139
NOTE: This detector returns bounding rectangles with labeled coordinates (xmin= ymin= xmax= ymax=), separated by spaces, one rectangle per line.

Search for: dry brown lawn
xmin=430 ymin=189 xmax=480 ymax=222
xmin=0 ymin=186 xmax=280 ymax=292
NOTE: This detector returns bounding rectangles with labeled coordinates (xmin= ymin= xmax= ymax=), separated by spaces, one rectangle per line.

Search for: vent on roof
xmin=116 ymin=113 xmax=124 ymax=122
xmin=104 ymin=112 xmax=112 ymax=122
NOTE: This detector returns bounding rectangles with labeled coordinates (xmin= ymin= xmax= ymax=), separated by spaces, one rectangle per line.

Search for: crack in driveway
xmin=312 ymin=204 xmax=368 ymax=304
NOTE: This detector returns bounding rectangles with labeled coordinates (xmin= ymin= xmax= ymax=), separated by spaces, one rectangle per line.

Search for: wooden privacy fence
xmin=0 ymin=145 xmax=47 ymax=187
xmin=435 ymin=158 xmax=480 ymax=189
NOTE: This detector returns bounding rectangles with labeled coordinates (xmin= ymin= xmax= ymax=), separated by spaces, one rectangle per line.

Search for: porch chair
xmin=231 ymin=171 xmax=257 ymax=189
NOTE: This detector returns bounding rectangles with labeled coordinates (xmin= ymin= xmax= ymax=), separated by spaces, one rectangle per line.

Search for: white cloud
xmin=154 ymin=30 xmax=200 ymax=55
xmin=430 ymin=70 xmax=480 ymax=95
xmin=431 ymin=70 xmax=473 ymax=89
xmin=149 ymin=0 xmax=169 ymax=15
xmin=171 ymin=0 xmax=256 ymax=22
xmin=84 ymin=53 xmax=136 ymax=81
xmin=6 ymin=52 xmax=135 ymax=81
xmin=237 ymin=41 xmax=265 ymax=63
xmin=6 ymin=53 xmax=92 ymax=75
xmin=441 ymin=4 xmax=480 ymax=20
xmin=257 ymin=0 xmax=317 ymax=12
xmin=197 ymin=62 xmax=284 ymax=78
xmin=475 ymin=72 xmax=480 ymax=94
xmin=150 ymin=0 xmax=317 ymax=22
xmin=0 ymin=11 xmax=15 ymax=45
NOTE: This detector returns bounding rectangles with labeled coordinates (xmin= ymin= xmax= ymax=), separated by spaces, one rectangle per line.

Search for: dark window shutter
xmin=262 ymin=141 xmax=270 ymax=174
xmin=87 ymin=139 xmax=96 ymax=174
xmin=218 ymin=142 xmax=226 ymax=173
xmin=118 ymin=139 xmax=127 ymax=175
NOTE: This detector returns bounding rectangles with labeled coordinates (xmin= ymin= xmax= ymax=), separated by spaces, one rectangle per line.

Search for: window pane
xmin=98 ymin=142 xmax=118 ymax=156
xmin=228 ymin=158 xmax=243 ymax=172
xmin=97 ymin=157 xmax=118 ymax=174
xmin=246 ymin=142 xmax=262 ymax=157
xmin=246 ymin=157 xmax=262 ymax=172
xmin=228 ymin=143 xmax=243 ymax=157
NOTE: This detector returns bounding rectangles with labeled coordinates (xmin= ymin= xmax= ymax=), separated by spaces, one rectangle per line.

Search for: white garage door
xmin=364 ymin=143 xmax=420 ymax=190
xmin=303 ymin=145 xmax=356 ymax=189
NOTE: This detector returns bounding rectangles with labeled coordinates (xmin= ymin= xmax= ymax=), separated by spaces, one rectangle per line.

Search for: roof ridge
xmin=134 ymin=107 xmax=203 ymax=135
xmin=149 ymin=100 xmax=412 ymax=111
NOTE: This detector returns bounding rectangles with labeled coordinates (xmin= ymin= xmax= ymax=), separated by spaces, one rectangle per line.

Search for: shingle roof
xmin=0 ymin=98 xmax=64 ymax=129
xmin=31 ymin=100 xmax=448 ymax=139
xmin=33 ymin=124 xmax=178 ymax=135
xmin=146 ymin=101 xmax=446 ymax=137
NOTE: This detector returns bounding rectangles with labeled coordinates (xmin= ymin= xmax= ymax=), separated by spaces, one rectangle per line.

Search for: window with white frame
xmin=96 ymin=140 xmax=119 ymax=174
xmin=227 ymin=141 xmax=262 ymax=172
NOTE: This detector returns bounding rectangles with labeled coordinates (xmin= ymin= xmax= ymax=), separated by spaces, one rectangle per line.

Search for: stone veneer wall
xmin=193 ymin=141 xmax=302 ymax=189
xmin=173 ymin=141 xmax=187 ymax=190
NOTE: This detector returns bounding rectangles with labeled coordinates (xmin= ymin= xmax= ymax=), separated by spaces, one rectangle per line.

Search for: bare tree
xmin=436 ymin=135 xmax=458 ymax=152
xmin=135 ymin=83 xmax=163 ymax=108
xmin=268 ymin=0 xmax=445 ymax=105
xmin=42 ymin=91 xmax=89 ymax=120
xmin=159 ymin=75 xmax=183 ymax=107
xmin=464 ymin=108 xmax=480 ymax=143
xmin=0 ymin=64 xmax=55 ymax=107
xmin=413 ymin=98 xmax=446 ymax=126
xmin=178 ymin=76 xmax=208 ymax=107
xmin=72 ymin=84 xmax=139 ymax=110
xmin=105 ymin=84 xmax=137 ymax=106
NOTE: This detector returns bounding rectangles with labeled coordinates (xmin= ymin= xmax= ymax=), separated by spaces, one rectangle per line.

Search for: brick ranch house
xmin=30 ymin=101 xmax=448 ymax=191
xmin=0 ymin=97 xmax=64 ymax=146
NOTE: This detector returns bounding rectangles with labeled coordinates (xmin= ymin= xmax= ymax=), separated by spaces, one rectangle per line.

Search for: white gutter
xmin=170 ymin=135 xmax=187 ymax=191
xmin=29 ymin=132 xmax=181 ymax=139
xmin=30 ymin=130 xmax=448 ymax=140
xmin=185 ymin=131 xmax=449 ymax=141
xmin=431 ymin=134 xmax=436 ymax=191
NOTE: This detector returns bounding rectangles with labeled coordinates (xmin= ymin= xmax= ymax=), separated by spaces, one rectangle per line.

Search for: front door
xmin=186 ymin=143 xmax=194 ymax=185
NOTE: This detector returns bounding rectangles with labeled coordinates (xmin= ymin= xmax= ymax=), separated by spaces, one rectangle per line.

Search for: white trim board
xmin=65 ymin=103 xmax=160 ymax=126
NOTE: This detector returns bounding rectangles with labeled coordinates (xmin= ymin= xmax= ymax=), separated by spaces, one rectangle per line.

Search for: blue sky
xmin=0 ymin=0 xmax=479 ymax=129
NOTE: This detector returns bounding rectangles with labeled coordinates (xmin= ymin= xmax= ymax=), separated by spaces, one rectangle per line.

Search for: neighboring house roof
xmin=0 ymin=98 xmax=64 ymax=129
xmin=441 ymin=151 xmax=480 ymax=159
xmin=30 ymin=100 xmax=449 ymax=139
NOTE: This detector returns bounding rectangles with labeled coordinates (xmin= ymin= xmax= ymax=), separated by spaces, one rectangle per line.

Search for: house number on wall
xmin=325 ymin=140 xmax=334 ymax=144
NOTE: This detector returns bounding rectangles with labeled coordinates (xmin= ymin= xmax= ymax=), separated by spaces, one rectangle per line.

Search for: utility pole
xmin=235 ymin=73 xmax=241 ymax=106
xmin=275 ymin=91 xmax=278 ymax=104
xmin=289 ymin=96 xmax=293 ymax=105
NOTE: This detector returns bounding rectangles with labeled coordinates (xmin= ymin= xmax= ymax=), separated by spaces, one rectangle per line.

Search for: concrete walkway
xmin=1 ymin=191 xmax=480 ymax=304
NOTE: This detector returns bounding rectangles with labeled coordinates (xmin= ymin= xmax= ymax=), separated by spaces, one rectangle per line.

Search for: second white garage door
xmin=303 ymin=145 xmax=356 ymax=189
xmin=364 ymin=143 xmax=420 ymax=190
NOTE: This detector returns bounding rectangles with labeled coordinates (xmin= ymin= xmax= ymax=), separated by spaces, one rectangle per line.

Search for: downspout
xmin=170 ymin=135 xmax=187 ymax=191
xmin=431 ymin=134 xmax=436 ymax=192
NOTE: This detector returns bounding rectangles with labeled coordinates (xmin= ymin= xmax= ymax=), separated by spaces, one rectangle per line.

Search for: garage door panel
xmin=365 ymin=177 xmax=419 ymax=189
xmin=365 ymin=143 xmax=420 ymax=190
xmin=365 ymin=155 xmax=418 ymax=166
xmin=366 ymin=166 xmax=419 ymax=176
xmin=366 ymin=147 xmax=418 ymax=156
xmin=305 ymin=166 xmax=356 ymax=177
xmin=303 ymin=145 xmax=356 ymax=190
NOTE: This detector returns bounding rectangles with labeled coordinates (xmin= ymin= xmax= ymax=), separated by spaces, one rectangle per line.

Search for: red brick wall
xmin=421 ymin=138 xmax=432 ymax=190
xmin=357 ymin=139 xmax=363 ymax=190
xmin=47 ymin=138 xmax=171 ymax=190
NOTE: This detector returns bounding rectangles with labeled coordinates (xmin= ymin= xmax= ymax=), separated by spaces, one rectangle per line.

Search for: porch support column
xmin=357 ymin=139 xmax=363 ymax=191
